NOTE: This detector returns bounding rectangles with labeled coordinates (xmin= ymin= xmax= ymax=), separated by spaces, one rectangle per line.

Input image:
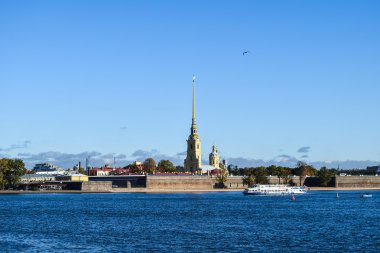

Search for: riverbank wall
xmin=335 ymin=176 xmax=380 ymax=188
xmin=82 ymin=181 xmax=113 ymax=192
xmin=146 ymin=176 xmax=246 ymax=190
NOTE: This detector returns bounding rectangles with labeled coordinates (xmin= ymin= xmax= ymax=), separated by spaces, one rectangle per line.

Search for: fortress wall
xmin=147 ymin=176 xmax=214 ymax=190
xmin=147 ymin=176 xmax=247 ymax=190
xmin=225 ymin=177 xmax=245 ymax=189
xmin=335 ymin=176 xmax=380 ymax=188
xmin=82 ymin=181 xmax=113 ymax=192
xmin=267 ymin=176 xmax=307 ymax=186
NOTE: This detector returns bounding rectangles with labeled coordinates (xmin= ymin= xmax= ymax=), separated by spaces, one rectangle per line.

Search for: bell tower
xmin=184 ymin=75 xmax=202 ymax=173
xmin=209 ymin=145 xmax=220 ymax=169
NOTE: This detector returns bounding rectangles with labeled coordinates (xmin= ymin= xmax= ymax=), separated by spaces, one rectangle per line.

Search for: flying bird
xmin=242 ymin=50 xmax=251 ymax=55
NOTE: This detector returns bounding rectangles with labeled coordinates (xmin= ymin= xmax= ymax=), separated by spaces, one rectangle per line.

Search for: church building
xmin=209 ymin=145 xmax=220 ymax=169
xmin=184 ymin=76 xmax=226 ymax=174
xmin=184 ymin=75 xmax=202 ymax=173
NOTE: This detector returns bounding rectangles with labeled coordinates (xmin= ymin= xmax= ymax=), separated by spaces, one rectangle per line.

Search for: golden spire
xmin=192 ymin=75 xmax=196 ymax=126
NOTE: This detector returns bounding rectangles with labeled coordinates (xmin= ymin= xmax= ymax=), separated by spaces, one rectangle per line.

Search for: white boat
xmin=243 ymin=184 xmax=307 ymax=195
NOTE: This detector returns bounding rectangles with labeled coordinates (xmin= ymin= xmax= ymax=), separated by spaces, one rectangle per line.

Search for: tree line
xmin=229 ymin=162 xmax=337 ymax=187
xmin=0 ymin=158 xmax=26 ymax=190
xmin=126 ymin=158 xmax=177 ymax=174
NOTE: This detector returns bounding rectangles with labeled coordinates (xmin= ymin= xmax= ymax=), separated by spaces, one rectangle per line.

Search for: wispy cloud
xmin=277 ymin=154 xmax=294 ymax=160
xmin=132 ymin=149 xmax=159 ymax=157
xmin=226 ymin=156 xmax=378 ymax=170
xmin=120 ymin=126 xmax=128 ymax=130
xmin=176 ymin=151 xmax=187 ymax=156
xmin=17 ymin=151 xmax=131 ymax=169
xmin=131 ymin=149 xmax=184 ymax=165
xmin=0 ymin=141 xmax=31 ymax=152
xmin=297 ymin=146 xmax=310 ymax=153
xmin=4 ymin=148 xmax=378 ymax=170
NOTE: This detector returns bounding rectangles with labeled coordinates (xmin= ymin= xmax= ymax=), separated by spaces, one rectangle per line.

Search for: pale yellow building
xmin=71 ymin=174 xmax=88 ymax=181
xmin=184 ymin=75 xmax=202 ymax=173
xmin=209 ymin=145 xmax=220 ymax=169
xmin=56 ymin=174 xmax=89 ymax=182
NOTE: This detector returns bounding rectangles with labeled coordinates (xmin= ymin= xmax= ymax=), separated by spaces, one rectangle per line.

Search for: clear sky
xmin=1 ymin=0 xmax=379 ymax=169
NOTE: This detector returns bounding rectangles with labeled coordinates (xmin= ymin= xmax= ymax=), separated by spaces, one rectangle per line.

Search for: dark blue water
xmin=0 ymin=191 xmax=379 ymax=252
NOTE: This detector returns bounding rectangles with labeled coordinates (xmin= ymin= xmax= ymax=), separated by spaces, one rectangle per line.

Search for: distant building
xmin=209 ymin=145 xmax=220 ymax=169
xmin=20 ymin=174 xmax=56 ymax=182
xmin=366 ymin=166 xmax=380 ymax=174
xmin=200 ymin=146 xmax=228 ymax=175
xmin=56 ymin=173 xmax=88 ymax=182
xmin=201 ymin=165 xmax=218 ymax=175
xmin=89 ymin=167 xmax=113 ymax=176
xmin=32 ymin=163 xmax=64 ymax=175
xmin=221 ymin=159 xmax=228 ymax=170
xmin=109 ymin=168 xmax=130 ymax=175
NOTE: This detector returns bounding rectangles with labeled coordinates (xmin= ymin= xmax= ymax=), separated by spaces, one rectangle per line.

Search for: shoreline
xmin=1 ymin=187 xmax=380 ymax=194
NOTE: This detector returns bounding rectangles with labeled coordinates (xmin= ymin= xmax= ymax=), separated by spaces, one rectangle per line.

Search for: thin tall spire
xmin=185 ymin=74 xmax=202 ymax=173
xmin=192 ymin=75 xmax=196 ymax=126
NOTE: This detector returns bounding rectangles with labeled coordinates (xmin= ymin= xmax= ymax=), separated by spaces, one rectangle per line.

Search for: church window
xmin=191 ymin=144 xmax=193 ymax=149
xmin=197 ymin=144 xmax=199 ymax=149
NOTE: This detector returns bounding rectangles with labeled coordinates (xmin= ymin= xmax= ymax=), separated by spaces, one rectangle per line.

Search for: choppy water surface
xmin=0 ymin=191 xmax=379 ymax=252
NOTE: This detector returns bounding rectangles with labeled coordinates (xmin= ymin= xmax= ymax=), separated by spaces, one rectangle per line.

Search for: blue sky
xmin=1 ymin=0 xmax=379 ymax=169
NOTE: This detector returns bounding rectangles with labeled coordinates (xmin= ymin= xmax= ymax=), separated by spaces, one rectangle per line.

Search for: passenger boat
xmin=243 ymin=184 xmax=307 ymax=195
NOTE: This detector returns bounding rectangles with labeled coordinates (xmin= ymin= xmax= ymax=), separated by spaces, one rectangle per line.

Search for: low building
xmin=366 ymin=166 xmax=380 ymax=174
xmin=56 ymin=173 xmax=88 ymax=182
xmin=110 ymin=168 xmax=130 ymax=175
xmin=201 ymin=165 xmax=218 ymax=174
xmin=33 ymin=163 xmax=65 ymax=175
xmin=20 ymin=174 xmax=56 ymax=183
xmin=89 ymin=167 xmax=113 ymax=176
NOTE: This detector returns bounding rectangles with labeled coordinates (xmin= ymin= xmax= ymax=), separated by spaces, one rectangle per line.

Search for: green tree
xmin=267 ymin=165 xmax=279 ymax=176
xmin=78 ymin=167 xmax=86 ymax=175
xmin=157 ymin=160 xmax=176 ymax=172
xmin=242 ymin=175 xmax=254 ymax=187
xmin=215 ymin=168 xmax=229 ymax=188
xmin=254 ymin=167 xmax=268 ymax=184
xmin=295 ymin=161 xmax=317 ymax=176
xmin=128 ymin=164 xmax=142 ymax=174
xmin=277 ymin=167 xmax=292 ymax=184
xmin=0 ymin=158 xmax=25 ymax=189
xmin=242 ymin=169 xmax=255 ymax=187
xmin=143 ymin=158 xmax=156 ymax=174
xmin=175 ymin=166 xmax=185 ymax=172
xmin=0 ymin=159 xmax=8 ymax=190
xmin=318 ymin=167 xmax=334 ymax=186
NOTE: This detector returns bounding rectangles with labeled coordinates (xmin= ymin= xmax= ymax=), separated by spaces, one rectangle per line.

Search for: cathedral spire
xmin=191 ymin=75 xmax=198 ymax=136
xmin=192 ymin=75 xmax=196 ymax=126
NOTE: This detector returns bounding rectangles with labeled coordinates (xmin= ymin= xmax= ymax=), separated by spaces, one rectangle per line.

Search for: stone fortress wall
xmin=147 ymin=176 xmax=214 ymax=190
xmin=147 ymin=176 xmax=247 ymax=190
xmin=69 ymin=175 xmax=380 ymax=192
xmin=335 ymin=176 xmax=380 ymax=188
xmin=82 ymin=181 xmax=113 ymax=192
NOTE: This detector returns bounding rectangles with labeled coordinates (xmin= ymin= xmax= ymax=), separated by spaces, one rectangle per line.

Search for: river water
xmin=0 ymin=191 xmax=379 ymax=252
